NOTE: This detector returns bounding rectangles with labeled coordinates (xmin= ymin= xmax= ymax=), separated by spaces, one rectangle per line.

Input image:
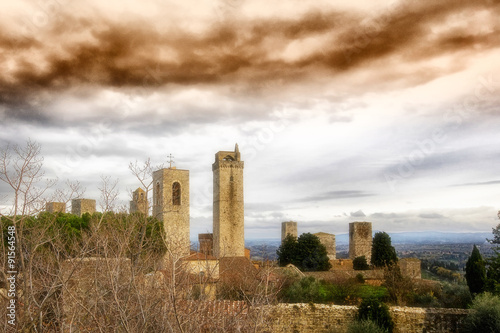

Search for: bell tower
xmin=213 ymin=144 xmax=245 ymax=258
xmin=152 ymin=165 xmax=190 ymax=258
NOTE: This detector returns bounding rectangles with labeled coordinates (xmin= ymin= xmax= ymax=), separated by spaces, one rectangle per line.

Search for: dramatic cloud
xmin=1 ymin=0 xmax=499 ymax=239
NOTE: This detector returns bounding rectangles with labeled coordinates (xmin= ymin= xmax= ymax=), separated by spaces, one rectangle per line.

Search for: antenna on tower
xmin=166 ymin=153 xmax=175 ymax=168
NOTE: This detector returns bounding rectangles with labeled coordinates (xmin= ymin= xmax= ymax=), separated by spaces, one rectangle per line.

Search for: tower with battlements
xmin=213 ymin=144 xmax=245 ymax=258
xmin=152 ymin=167 xmax=190 ymax=258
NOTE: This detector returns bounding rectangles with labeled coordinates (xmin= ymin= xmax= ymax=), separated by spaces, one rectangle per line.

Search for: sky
xmin=1 ymin=0 xmax=499 ymax=240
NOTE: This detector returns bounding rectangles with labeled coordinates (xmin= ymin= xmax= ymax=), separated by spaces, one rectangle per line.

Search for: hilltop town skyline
xmin=1 ymin=0 xmax=499 ymax=238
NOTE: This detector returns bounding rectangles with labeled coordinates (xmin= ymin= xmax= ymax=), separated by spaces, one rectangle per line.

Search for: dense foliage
xmin=279 ymin=276 xmax=388 ymax=305
xmin=461 ymin=292 xmax=500 ymax=333
xmin=371 ymin=232 xmax=398 ymax=268
xmin=276 ymin=233 xmax=331 ymax=271
xmin=465 ymin=245 xmax=486 ymax=295
xmin=353 ymin=256 xmax=369 ymax=270
xmin=356 ymin=298 xmax=394 ymax=333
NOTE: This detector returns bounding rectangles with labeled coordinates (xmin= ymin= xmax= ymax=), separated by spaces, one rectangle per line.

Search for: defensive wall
xmin=261 ymin=303 xmax=468 ymax=333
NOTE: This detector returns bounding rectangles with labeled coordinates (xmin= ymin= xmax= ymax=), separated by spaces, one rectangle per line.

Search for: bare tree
xmin=128 ymin=158 xmax=164 ymax=215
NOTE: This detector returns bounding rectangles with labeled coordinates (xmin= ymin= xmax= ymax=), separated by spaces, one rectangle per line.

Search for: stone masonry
xmin=152 ymin=167 xmax=190 ymax=258
xmin=213 ymin=144 xmax=245 ymax=258
xmin=71 ymin=199 xmax=96 ymax=216
xmin=400 ymin=258 xmax=422 ymax=279
xmin=349 ymin=221 xmax=372 ymax=262
xmin=281 ymin=221 xmax=298 ymax=242
xmin=313 ymin=232 xmax=336 ymax=260
xmin=262 ymin=303 xmax=468 ymax=333
xmin=130 ymin=187 xmax=148 ymax=214
xmin=46 ymin=202 xmax=66 ymax=213
xmin=199 ymin=233 xmax=214 ymax=256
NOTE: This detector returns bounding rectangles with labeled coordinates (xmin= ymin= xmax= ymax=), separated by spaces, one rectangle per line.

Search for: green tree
xmin=353 ymin=256 xmax=370 ymax=270
xmin=465 ymin=245 xmax=486 ymax=295
xmin=296 ymin=233 xmax=331 ymax=271
xmin=276 ymin=234 xmax=298 ymax=267
xmin=356 ymin=297 xmax=394 ymax=333
xmin=487 ymin=220 xmax=500 ymax=294
xmin=276 ymin=233 xmax=331 ymax=271
xmin=371 ymin=232 xmax=398 ymax=268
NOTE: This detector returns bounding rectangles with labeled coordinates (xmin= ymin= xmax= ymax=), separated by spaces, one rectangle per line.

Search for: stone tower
xmin=152 ymin=167 xmax=190 ymax=258
xmin=349 ymin=222 xmax=372 ymax=262
xmin=281 ymin=221 xmax=298 ymax=242
xmin=213 ymin=144 xmax=244 ymax=258
xmin=46 ymin=202 xmax=66 ymax=213
xmin=130 ymin=187 xmax=147 ymax=215
xmin=71 ymin=199 xmax=96 ymax=216
xmin=314 ymin=232 xmax=336 ymax=260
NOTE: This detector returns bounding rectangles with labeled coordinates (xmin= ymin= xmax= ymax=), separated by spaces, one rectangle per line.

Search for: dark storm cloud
xmin=1 ymin=0 xmax=499 ymax=115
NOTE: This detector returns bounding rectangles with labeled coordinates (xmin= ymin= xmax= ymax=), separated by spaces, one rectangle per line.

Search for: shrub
xmin=461 ymin=292 xmax=500 ymax=333
xmin=357 ymin=298 xmax=394 ymax=333
xmin=347 ymin=320 xmax=388 ymax=333
xmin=353 ymin=256 xmax=370 ymax=270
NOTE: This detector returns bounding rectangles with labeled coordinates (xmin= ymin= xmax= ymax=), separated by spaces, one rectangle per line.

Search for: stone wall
xmin=262 ymin=303 xmax=469 ymax=333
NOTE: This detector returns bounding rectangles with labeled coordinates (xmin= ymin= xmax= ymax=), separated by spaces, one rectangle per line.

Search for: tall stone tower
xmin=130 ymin=188 xmax=148 ymax=215
xmin=349 ymin=222 xmax=372 ymax=262
xmin=213 ymin=144 xmax=244 ymax=258
xmin=281 ymin=221 xmax=298 ymax=242
xmin=152 ymin=167 xmax=190 ymax=258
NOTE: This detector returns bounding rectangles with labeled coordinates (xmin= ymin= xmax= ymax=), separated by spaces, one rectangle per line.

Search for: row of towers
xmin=281 ymin=221 xmax=372 ymax=262
xmin=143 ymin=144 xmax=245 ymax=258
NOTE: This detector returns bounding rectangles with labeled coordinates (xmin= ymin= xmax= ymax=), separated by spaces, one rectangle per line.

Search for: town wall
xmin=262 ymin=303 xmax=468 ymax=333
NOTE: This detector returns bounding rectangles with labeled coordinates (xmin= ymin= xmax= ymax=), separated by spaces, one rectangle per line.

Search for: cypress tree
xmin=466 ymin=245 xmax=486 ymax=295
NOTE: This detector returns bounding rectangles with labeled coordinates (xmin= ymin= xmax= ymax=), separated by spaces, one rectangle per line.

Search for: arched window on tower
xmin=172 ymin=182 xmax=181 ymax=205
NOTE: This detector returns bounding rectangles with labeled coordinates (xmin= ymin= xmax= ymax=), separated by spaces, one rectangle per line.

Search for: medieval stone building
xmin=130 ymin=187 xmax=147 ymax=214
xmin=314 ymin=232 xmax=336 ymax=260
xmin=71 ymin=199 xmax=96 ymax=216
xmin=152 ymin=167 xmax=190 ymax=258
xmin=349 ymin=221 xmax=372 ymax=262
xmin=46 ymin=202 xmax=66 ymax=213
xmin=281 ymin=221 xmax=298 ymax=241
xmin=213 ymin=144 xmax=245 ymax=258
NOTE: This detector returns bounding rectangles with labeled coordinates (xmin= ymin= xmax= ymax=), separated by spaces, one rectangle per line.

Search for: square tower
xmin=314 ymin=232 xmax=336 ymax=260
xmin=213 ymin=144 xmax=244 ymax=258
xmin=152 ymin=167 xmax=190 ymax=258
xmin=130 ymin=187 xmax=148 ymax=215
xmin=46 ymin=202 xmax=66 ymax=213
xmin=281 ymin=221 xmax=298 ymax=242
xmin=71 ymin=199 xmax=96 ymax=216
xmin=349 ymin=222 xmax=372 ymax=262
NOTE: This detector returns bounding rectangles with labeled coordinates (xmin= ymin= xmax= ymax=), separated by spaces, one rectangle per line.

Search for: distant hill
xmin=245 ymin=231 xmax=491 ymax=247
